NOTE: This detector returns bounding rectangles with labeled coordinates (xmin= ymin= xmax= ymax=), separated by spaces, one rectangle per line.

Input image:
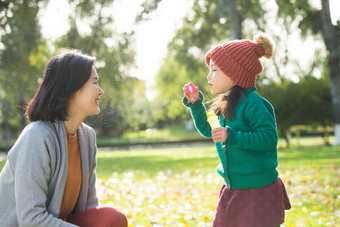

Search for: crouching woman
xmin=0 ymin=50 xmax=128 ymax=227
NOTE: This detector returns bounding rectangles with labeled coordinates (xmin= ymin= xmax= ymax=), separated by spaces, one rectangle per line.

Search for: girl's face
xmin=207 ymin=59 xmax=234 ymax=95
xmin=68 ymin=66 xmax=104 ymax=118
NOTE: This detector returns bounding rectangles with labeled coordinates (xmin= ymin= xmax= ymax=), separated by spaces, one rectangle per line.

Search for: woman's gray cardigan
xmin=0 ymin=120 xmax=99 ymax=227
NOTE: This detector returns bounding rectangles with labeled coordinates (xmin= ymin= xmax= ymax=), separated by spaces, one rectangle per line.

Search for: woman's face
xmin=68 ymin=66 xmax=104 ymax=118
xmin=207 ymin=59 xmax=234 ymax=95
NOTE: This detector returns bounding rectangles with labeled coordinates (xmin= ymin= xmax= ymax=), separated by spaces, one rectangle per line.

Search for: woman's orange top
xmin=58 ymin=133 xmax=82 ymax=220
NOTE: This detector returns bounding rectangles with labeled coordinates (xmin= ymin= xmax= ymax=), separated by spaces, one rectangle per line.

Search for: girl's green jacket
xmin=183 ymin=88 xmax=279 ymax=189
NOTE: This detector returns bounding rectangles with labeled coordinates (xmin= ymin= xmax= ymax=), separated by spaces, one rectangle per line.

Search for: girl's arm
xmin=183 ymin=91 xmax=212 ymax=138
xmin=226 ymin=99 xmax=278 ymax=151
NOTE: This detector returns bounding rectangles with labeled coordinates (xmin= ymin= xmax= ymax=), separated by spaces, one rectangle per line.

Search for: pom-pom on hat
xmin=205 ymin=33 xmax=274 ymax=89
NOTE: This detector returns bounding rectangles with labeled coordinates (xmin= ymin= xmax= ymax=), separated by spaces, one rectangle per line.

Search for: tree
xmin=54 ymin=0 xmax=158 ymax=136
xmin=0 ymin=0 xmax=48 ymax=138
xmin=258 ymin=75 xmax=333 ymax=146
xmin=137 ymin=0 xmax=268 ymax=124
xmin=275 ymin=0 xmax=340 ymax=145
xmin=0 ymin=0 xmax=148 ymax=138
xmin=138 ymin=0 xmax=337 ymax=147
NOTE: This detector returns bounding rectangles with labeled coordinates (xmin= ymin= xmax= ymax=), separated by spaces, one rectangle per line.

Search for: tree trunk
xmin=229 ymin=0 xmax=243 ymax=39
xmin=19 ymin=99 xmax=27 ymax=131
xmin=321 ymin=0 xmax=340 ymax=146
xmin=323 ymin=125 xmax=330 ymax=146
xmin=1 ymin=100 xmax=12 ymax=140
xmin=283 ymin=129 xmax=291 ymax=147
xmin=2 ymin=112 xmax=12 ymax=140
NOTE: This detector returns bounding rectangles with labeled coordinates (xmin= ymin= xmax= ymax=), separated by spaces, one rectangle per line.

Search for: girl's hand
xmin=212 ymin=127 xmax=229 ymax=143
xmin=183 ymin=82 xmax=199 ymax=103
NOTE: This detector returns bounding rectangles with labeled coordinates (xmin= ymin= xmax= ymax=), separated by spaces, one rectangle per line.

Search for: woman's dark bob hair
xmin=25 ymin=49 xmax=95 ymax=122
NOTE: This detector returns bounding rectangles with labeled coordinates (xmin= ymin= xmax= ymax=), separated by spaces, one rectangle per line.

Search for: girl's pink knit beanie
xmin=205 ymin=33 xmax=274 ymax=89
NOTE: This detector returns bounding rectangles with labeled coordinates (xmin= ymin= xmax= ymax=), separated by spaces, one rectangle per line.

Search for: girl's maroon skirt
xmin=212 ymin=178 xmax=291 ymax=227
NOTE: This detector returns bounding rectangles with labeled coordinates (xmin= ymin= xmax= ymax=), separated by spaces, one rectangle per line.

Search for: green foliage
xmin=52 ymin=0 xmax=154 ymax=136
xmin=150 ymin=0 xmax=278 ymax=123
xmin=0 ymin=0 xmax=49 ymax=136
xmin=258 ymin=75 xmax=333 ymax=141
xmin=0 ymin=0 xmax=337 ymax=140
xmin=275 ymin=0 xmax=340 ymax=138
xmin=135 ymin=0 xmax=163 ymax=22
xmin=154 ymin=52 xmax=214 ymax=125
xmin=0 ymin=0 xmax=148 ymax=137
xmin=275 ymin=0 xmax=323 ymax=36
xmin=156 ymin=55 xmax=193 ymax=120
xmin=149 ymin=0 xmax=334 ymax=138
xmin=0 ymin=1 xmax=11 ymax=12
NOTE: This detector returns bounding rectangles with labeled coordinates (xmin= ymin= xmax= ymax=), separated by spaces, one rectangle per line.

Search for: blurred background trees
xmin=275 ymin=0 xmax=339 ymax=144
xmin=0 ymin=0 xmax=338 ymax=145
xmin=0 ymin=0 xmax=151 ymax=138
xmin=0 ymin=0 xmax=45 ymax=138
xmin=138 ymin=0 xmax=338 ymax=145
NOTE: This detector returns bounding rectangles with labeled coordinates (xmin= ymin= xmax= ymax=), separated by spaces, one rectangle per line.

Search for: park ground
xmin=0 ymin=137 xmax=339 ymax=226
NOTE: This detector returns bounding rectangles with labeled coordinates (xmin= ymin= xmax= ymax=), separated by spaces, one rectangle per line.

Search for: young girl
xmin=0 ymin=50 xmax=128 ymax=227
xmin=183 ymin=34 xmax=291 ymax=226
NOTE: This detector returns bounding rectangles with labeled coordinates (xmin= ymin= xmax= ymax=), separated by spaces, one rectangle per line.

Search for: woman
xmin=0 ymin=50 xmax=128 ymax=227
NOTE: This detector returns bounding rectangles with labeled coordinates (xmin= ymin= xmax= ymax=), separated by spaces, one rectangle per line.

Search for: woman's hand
xmin=212 ymin=127 xmax=229 ymax=143
xmin=183 ymin=82 xmax=199 ymax=103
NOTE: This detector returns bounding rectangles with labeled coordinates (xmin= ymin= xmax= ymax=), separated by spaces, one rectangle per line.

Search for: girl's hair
xmin=25 ymin=49 xmax=95 ymax=122
xmin=208 ymin=85 xmax=247 ymax=120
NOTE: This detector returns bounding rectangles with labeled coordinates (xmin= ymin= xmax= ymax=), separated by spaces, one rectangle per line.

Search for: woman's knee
xmin=99 ymin=207 xmax=128 ymax=227
xmin=117 ymin=211 xmax=128 ymax=227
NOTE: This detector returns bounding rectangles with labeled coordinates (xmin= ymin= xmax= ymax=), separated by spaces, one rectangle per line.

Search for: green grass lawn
xmin=0 ymin=144 xmax=339 ymax=226
xmin=94 ymin=145 xmax=340 ymax=227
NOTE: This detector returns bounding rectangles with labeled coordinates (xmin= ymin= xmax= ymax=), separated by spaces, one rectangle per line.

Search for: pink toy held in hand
xmin=186 ymin=82 xmax=196 ymax=93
